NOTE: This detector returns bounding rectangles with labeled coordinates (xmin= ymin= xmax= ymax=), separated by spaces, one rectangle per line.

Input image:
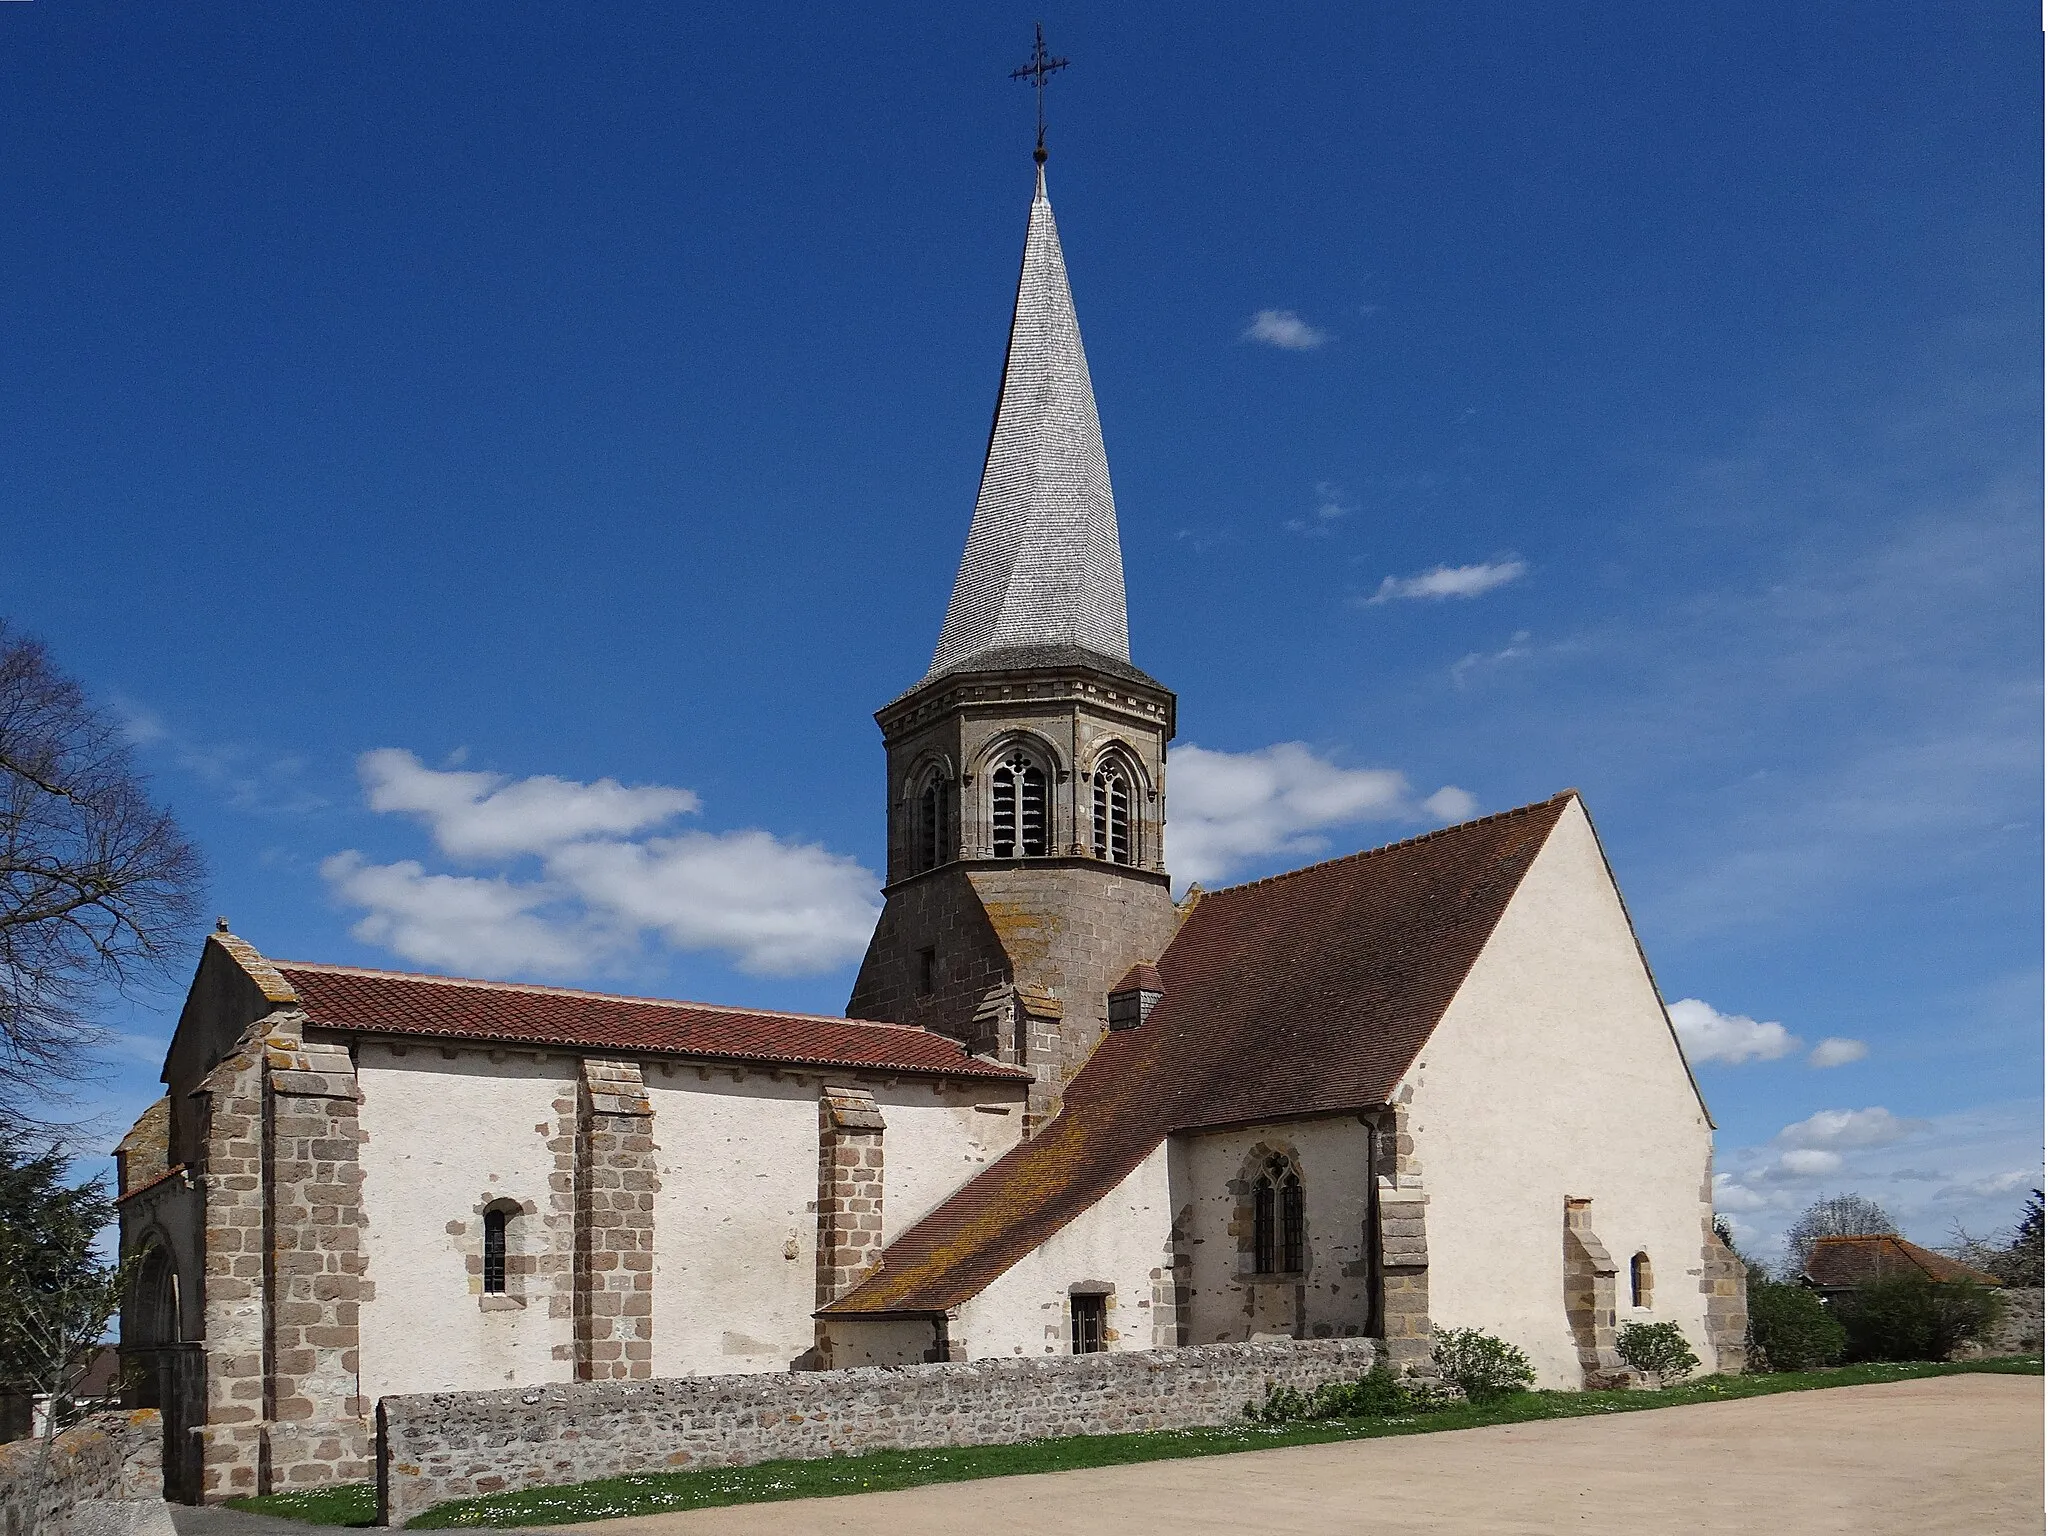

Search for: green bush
xmin=1244 ymin=1363 xmax=1455 ymax=1425
xmin=1836 ymin=1276 xmax=2004 ymax=1363
xmin=1615 ymin=1321 xmax=1700 ymax=1386
xmin=1746 ymin=1280 xmax=1847 ymax=1371
xmin=1432 ymin=1327 xmax=1536 ymax=1402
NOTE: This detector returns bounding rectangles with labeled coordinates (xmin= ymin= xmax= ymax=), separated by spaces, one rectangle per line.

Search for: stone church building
xmin=114 ymin=158 xmax=1748 ymax=1502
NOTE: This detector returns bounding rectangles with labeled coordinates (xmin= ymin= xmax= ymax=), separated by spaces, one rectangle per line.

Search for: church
xmin=113 ymin=150 xmax=1748 ymax=1504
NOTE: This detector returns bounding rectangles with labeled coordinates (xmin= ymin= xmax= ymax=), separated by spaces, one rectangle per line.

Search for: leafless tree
xmin=0 ymin=621 xmax=205 ymax=1117
xmin=1784 ymin=1192 xmax=1897 ymax=1276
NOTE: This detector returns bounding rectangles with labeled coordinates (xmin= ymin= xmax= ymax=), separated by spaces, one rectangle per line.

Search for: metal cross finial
xmin=1009 ymin=23 xmax=1069 ymax=163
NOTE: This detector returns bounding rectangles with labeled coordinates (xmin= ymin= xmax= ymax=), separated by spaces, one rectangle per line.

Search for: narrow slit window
xmin=1631 ymin=1252 xmax=1653 ymax=1309
xmin=1253 ymin=1174 xmax=1277 ymax=1274
xmin=915 ymin=779 xmax=945 ymax=872
xmin=917 ymin=946 xmax=937 ymax=996
xmin=483 ymin=1207 xmax=509 ymax=1294
xmin=1071 ymin=1293 xmax=1106 ymax=1354
xmin=1280 ymin=1171 xmax=1305 ymax=1273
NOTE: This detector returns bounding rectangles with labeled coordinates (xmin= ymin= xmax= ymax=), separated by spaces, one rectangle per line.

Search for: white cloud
xmin=1284 ymin=481 xmax=1351 ymax=536
xmin=547 ymin=831 xmax=882 ymax=976
xmin=358 ymin=748 xmax=698 ymax=860
xmin=1770 ymin=1148 xmax=1844 ymax=1179
xmin=1777 ymin=1106 xmax=1927 ymax=1149
xmin=1451 ymin=631 xmax=1532 ymax=689
xmin=1808 ymin=1036 xmax=1869 ymax=1068
xmin=1364 ymin=559 xmax=1527 ymax=604
xmin=1165 ymin=741 xmax=1473 ymax=888
xmin=1667 ymin=998 xmax=1800 ymax=1065
xmin=322 ymin=852 xmax=603 ymax=977
xmin=326 ymin=753 xmax=881 ymax=980
xmin=1933 ymin=1169 xmax=2036 ymax=1203
xmin=1241 ymin=309 xmax=1328 ymax=350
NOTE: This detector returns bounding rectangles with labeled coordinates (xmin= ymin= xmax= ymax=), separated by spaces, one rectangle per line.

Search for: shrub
xmin=1746 ymin=1280 xmax=1847 ymax=1371
xmin=1615 ymin=1321 xmax=1700 ymax=1386
xmin=1432 ymin=1327 xmax=1536 ymax=1402
xmin=1243 ymin=1363 xmax=1453 ymax=1424
xmin=1836 ymin=1276 xmax=2004 ymax=1363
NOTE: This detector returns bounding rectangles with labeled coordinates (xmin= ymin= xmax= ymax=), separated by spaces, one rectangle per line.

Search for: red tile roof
xmin=1110 ymin=963 xmax=1164 ymax=994
xmin=270 ymin=962 xmax=1027 ymax=1082
xmin=1803 ymin=1234 xmax=2003 ymax=1289
xmin=825 ymin=791 xmax=1579 ymax=1315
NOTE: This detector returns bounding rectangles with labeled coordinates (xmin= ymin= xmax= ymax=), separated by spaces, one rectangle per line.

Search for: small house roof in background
xmin=1802 ymin=1234 xmax=2003 ymax=1289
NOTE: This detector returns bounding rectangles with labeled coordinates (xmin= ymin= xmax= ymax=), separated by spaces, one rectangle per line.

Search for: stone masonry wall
xmin=574 ymin=1060 xmax=657 ymax=1382
xmin=195 ymin=1014 xmax=272 ymax=1500
xmin=1563 ymin=1199 xmax=1630 ymax=1389
xmin=1376 ymin=1104 xmax=1432 ymax=1369
xmin=1698 ymin=1169 xmax=1750 ymax=1374
xmin=0 ymin=1410 xmax=161 ymax=1536
xmin=812 ymin=1086 xmax=887 ymax=1366
xmin=1979 ymin=1287 xmax=2043 ymax=1356
xmin=261 ymin=1020 xmax=369 ymax=1490
xmin=377 ymin=1337 xmax=1378 ymax=1525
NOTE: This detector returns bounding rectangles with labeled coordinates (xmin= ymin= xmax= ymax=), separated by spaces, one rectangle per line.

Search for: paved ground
xmin=552 ymin=1375 xmax=2043 ymax=1536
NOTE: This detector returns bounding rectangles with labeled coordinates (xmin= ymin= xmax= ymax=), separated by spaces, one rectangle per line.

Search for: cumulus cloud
xmin=1777 ymin=1106 xmax=1927 ymax=1149
xmin=358 ymin=748 xmax=699 ymax=860
xmin=326 ymin=752 xmax=881 ymax=979
xmin=1808 ymin=1036 xmax=1869 ymax=1068
xmin=1241 ymin=309 xmax=1328 ymax=350
xmin=1364 ymin=559 xmax=1527 ymax=604
xmin=1667 ymin=998 xmax=1799 ymax=1065
xmin=1765 ymin=1148 xmax=1845 ymax=1180
xmin=1165 ymin=742 xmax=1474 ymax=888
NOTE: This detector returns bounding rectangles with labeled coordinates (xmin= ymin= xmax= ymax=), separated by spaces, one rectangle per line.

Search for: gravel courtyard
xmin=546 ymin=1374 xmax=2041 ymax=1536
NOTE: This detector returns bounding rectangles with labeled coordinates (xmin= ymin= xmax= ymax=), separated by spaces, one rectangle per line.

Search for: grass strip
xmin=225 ymin=1356 xmax=2041 ymax=1529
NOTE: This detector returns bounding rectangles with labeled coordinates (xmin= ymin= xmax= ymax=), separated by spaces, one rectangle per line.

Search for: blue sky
xmin=5 ymin=4 xmax=2039 ymax=1261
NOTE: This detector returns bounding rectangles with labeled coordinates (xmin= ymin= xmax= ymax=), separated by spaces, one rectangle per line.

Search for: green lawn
xmin=225 ymin=1356 xmax=2041 ymax=1530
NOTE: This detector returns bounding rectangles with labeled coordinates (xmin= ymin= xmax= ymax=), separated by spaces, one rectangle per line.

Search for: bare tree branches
xmin=0 ymin=622 xmax=205 ymax=1114
xmin=1784 ymin=1192 xmax=1897 ymax=1276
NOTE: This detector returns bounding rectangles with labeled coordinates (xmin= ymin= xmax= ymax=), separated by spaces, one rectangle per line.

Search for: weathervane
xmin=1009 ymin=23 xmax=1069 ymax=164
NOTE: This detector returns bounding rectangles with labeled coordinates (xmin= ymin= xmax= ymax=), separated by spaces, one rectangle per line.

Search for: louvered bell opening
xmin=1106 ymin=985 xmax=1162 ymax=1030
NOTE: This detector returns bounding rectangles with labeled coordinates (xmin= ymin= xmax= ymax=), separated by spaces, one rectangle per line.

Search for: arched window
xmin=1253 ymin=1157 xmax=1305 ymax=1274
xmin=991 ymin=751 xmax=1048 ymax=859
xmin=134 ymin=1245 xmax=179 ymax=1346
xmin=1092 ymin=760 xmax=1133 ymax=865
xmin=1630 ymin=1251 xmax=1653 ymax=1309
xmin=913 ymin=774 xmax=949 ymax=873
xmin=483 ymin=1207 xmax=510 ymax=1295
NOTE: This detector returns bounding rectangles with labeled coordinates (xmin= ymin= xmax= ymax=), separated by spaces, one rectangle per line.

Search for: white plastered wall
xmin=1408 ymin=798 xmax=1716 ymax=1389
xmin=645 ymin=1068 xmax=1026 ymax=1377
xmin=870 ymin=1082 xmax=1025 ymax=1243
xmin=356 ymin=1047 xmax=576 ymax=1401
xmin=955 ymin=1141 xmax=1175 ymax=1358
xmin=1178 ymin=1117 xmax=1374 ymax=1345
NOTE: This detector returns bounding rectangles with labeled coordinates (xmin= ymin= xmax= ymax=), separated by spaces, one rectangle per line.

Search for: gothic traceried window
xmin=1092 ymin=760 xmax=1133 ymax=865
xmin=1253 ymin=1157 xmax=1305 ymax=1274
xmin=991 ymin=751 xmax=1048 ymax=859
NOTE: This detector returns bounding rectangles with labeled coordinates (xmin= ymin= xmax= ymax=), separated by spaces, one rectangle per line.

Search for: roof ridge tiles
xmin=1203 ymin=789 xmax=1578 ymax=899
xmin=269 ymin=959 xmax=932 ymax=1032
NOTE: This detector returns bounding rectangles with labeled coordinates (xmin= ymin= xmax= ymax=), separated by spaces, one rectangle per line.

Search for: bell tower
xmin=846 ymin=157 xmax=1179 ymax=1129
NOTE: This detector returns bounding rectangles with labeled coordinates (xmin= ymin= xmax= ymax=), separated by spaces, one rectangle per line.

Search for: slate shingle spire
xmin=927 ymin=163 xmax=1130 ymax=680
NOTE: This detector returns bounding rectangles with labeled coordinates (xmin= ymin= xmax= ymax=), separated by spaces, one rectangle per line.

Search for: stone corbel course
xmin=375 ymin=1337 xmax=1380 ymax=1526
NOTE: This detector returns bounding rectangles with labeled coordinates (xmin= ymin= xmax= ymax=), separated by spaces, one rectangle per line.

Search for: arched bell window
xmin=912 ymin=772 xmax=950 ymax=874
xmin=1253 ymin=1157 xmax=1305 ymax=1274
xmin=991 ymin=751 xmax=1048 ymax=859
xmin=1092 ymin=760 xmax=1133 ymax=865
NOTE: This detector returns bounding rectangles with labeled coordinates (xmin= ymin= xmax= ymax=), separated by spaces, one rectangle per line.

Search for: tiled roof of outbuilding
xmin=1802 ymin=1234 xmax=2003 ymax=1289
xmin=824 ymin=791 xmax=1579 ymax=1315
xmin=270 ymin=963 xmax=1028 ymax=1082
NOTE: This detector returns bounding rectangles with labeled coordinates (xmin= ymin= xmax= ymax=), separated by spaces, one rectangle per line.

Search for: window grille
xmin=1092 ymin=764 xmax=1132 ymax=864
xmin=1070 ymin=1293 xmax=1106 ymax=1354
xmin=991 ymin=753 xmax=1047 ymax=858
xmin=483 ymin=1207 xmax=509 ymax=1295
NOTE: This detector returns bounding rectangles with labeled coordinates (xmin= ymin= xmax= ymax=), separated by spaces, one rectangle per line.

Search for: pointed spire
xmin=926 ymin=164 xmax=1130 ymax=680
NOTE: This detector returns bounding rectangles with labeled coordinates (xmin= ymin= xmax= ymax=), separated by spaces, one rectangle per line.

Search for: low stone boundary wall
xmin=0 ymin=1411 xmax=161 ymax=1536
xmin=378 ymin=1338 xmax=1379 ymax=1526
xmin=1982 ymin=1287 xmax=2043 ymax=1356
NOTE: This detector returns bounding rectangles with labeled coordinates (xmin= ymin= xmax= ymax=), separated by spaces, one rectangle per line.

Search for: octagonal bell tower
xmin=847 ymin=156 xmax=1179 ymax=1131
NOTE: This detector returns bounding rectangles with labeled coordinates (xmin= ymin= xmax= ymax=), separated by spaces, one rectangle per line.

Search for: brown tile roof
xmin=1803 ymin=1234 xmax=2004 ymax=1289
xmin=824 ymin=791 xmax=1579 ymax=1315
xmin=271 ymin=962 xmax=1028 ymax=1082
xmin=1110 ymin=963 xmax=1164 ymax=994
